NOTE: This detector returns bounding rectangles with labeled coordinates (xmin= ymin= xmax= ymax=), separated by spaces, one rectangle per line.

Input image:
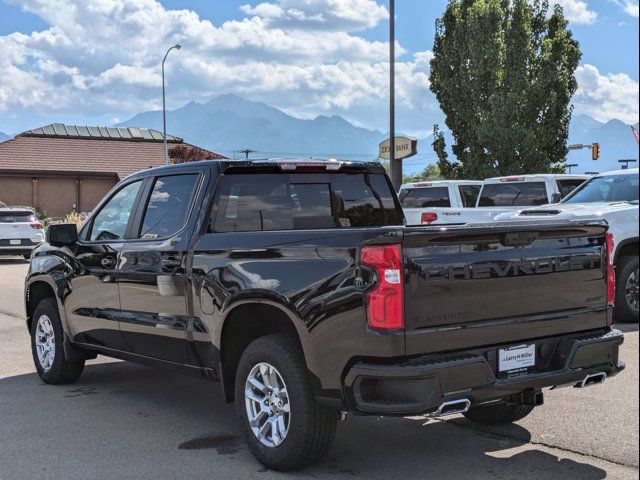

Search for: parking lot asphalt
xmin=0 ymin=258 xmax=638 ymax=479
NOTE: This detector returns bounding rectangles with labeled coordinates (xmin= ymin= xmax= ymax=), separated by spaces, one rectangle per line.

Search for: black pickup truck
xmin=25 ymin=160 xmax=624 ymax=471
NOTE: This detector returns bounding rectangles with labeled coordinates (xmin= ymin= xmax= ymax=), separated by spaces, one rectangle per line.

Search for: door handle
xmin=101 ymin=257 xmax=116 ymax=268
xmin=161 ymin=258 xmax=182 ymax=271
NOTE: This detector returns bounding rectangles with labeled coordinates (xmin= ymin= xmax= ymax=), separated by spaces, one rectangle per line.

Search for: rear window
xmin=399 ymin=187 xmax=450 ymax=208
xmin=458 ymin=185 xmax=481 ymax=207
xmin=557 ymin=179 xmax=585 ymax=199
xmin=478 ymin=182 xmax=548 ymax=207
xmin=212 ymin=172 xmax=402 ymax=232
xmin=563 ymin=173 xmax=639 ymax=204
xmin=0 ymin=211 xmax=36 ymax=223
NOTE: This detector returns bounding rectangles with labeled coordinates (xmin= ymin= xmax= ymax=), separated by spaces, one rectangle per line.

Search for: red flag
xmin=632 ymin=125 xmax=639 ymax=144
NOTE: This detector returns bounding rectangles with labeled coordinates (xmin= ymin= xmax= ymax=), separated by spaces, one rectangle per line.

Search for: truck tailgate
xmin=403 ymin=221 xmax=610 ymax=355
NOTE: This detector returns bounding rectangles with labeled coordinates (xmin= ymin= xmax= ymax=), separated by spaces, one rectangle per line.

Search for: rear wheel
xmin=235 ymin=334 xmax=337 ymax=471
xmin=616 ymin=256 xmax=639 ymax=324
xmin=30 ymin=298 xmax=84 ymax=384
xmin=463 ymin=402 xmax=534 ymax=426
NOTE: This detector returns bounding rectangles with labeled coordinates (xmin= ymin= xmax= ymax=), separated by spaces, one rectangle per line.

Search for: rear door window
xmin=399 ymin=187 xmax=450 ymax=208
xmin=458 ymin=185 xmax=481 ymax=207
xmin=478 ymin=182 xmax=548 ymax=207
xmin=557 ymin=179 xmax=585 ymax=199
xmin=138 ymin=174 xmax=200 ymax=239
xmin=212 ymin=172 xmax=402 ymax=232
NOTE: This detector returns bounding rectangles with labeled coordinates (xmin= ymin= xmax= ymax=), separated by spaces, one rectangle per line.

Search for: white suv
xmin=495 ymin=169 xmax=639 ymax=323
xmin=0 ymin=208 xmax=45 ymax=259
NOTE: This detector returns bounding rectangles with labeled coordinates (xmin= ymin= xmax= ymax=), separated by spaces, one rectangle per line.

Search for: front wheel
xmin=463 ymin=403 xmax=534 ymax=426
xmin=235 ymin=334 xmax=337 ymax=471
xmin=30 ymin=298 xmax=84 ymax=384
xmin=616 ymin=256 xmax=639 ymax=324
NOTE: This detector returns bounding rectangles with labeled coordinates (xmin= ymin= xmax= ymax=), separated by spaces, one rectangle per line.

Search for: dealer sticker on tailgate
xmin=499 ymin=344 xmax=535 ymax=372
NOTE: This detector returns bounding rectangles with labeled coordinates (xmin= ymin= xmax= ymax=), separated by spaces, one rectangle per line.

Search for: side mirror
xmin=46 ymin=223 xmax=78 ymax=247
xmin=551 ymin=193 xmax=562 ymax=204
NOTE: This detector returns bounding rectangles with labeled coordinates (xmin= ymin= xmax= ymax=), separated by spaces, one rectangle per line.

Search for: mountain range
xmin=119 ymin=94 xmax=384 ymax=162
xmin=119 ymin=94 xmax=639 ymax=175
xmin=0 ymin=132 xmax=11 ymax=143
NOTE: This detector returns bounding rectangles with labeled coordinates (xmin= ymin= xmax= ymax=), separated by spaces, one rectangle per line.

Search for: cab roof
xmin=483 ymin=173 xmax=590 ymax=184
xmin=399 ymin=179 xmax=482 ymax=190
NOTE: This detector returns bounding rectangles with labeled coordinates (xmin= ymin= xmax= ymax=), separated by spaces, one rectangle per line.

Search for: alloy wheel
xmin=35 ymin=314 xmax=55 ymax=371
xmin=626 ymin=268 xmax=639 ymax=313
xmin=244 ymin=362 xmax=291 ymax=448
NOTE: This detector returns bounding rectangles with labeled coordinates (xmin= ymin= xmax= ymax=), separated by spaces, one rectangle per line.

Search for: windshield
xmin=562 ymin=173 xmax=639 ymax=204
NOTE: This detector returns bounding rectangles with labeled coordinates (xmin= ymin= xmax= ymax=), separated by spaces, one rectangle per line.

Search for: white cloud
xmin=552 ymin=0 xmax=598 ymax=24
xmin=613 ymin=0 xmax=640 ymax=17
xmin=574 ymin=64 xmax=640 ymax=124
xmin=241 ymin=0 xmax=389 ymax=31
xmin=0 ymin=0 xmax=432 ymax=134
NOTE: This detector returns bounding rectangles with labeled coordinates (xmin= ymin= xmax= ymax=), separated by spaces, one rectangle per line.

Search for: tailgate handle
xmin=501 ymin=232 xmax=538 ymax=247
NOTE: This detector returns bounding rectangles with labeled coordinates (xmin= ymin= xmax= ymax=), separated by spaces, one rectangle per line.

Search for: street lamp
xmin=565 ymin=163 xmax=578 ymax=174
xmin=162 ymin=44 xmax=181 ymax=166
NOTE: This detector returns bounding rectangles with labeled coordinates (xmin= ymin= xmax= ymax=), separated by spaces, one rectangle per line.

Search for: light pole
xmin=162 ymin=44 xmax=181 ymax=166
xmin=389 ymin=0 xmax=401 ymax=190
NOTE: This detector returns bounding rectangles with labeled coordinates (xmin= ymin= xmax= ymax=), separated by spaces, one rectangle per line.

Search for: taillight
xmin=30 ymin=222 xmax=44 ymax=230
xmin=361 ymin=245 xmax=404 ymax=331
xmin=606 ymin=232 xmax=616 ymax=305
xmin=421 ymin=212 xmax=438 ymax=224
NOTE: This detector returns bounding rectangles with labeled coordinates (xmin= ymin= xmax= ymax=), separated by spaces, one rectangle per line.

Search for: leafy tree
xmin=430 ymin=0 xmax=581 ymax=178
xmin=403 ymin=164 xmax=442 ymax=183
xmin=168 ymin=145 xmax=217 ymax=163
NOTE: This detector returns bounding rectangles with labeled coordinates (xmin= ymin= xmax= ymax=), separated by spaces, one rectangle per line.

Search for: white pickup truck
xmin=401 ymin=174 xmax=589 ymax=225
xmin=400 ymin=180 xmax=482 ymax=225
xmin=495 ymin=169 xmax=639 ymax=323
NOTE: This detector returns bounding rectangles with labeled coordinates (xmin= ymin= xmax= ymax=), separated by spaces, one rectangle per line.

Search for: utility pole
xmin=239 ymin=149 xmax=256 ymax=160
xmin=162 ymin=44 xmax=181 ymax=166
xmin=389 ymin=0 xmax=401 ymax=190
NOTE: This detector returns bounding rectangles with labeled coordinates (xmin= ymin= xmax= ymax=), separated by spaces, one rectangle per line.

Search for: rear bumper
xmin=342 ymin=328 xmax=625 ymax=416
xmin=0 ymin=238 xmax=43 ymax=254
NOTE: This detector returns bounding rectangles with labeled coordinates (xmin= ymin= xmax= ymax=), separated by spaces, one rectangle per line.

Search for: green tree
xmin=403 ymin=163 xmax=442 ymax=183
xmin=430 ymin=0 xmax=581 ymax=178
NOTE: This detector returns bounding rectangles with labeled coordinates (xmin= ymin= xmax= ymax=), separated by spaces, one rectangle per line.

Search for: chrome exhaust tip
xmin=433 ymin=398 xmax=471 ymax=417
xmin=575 ymin=372 xmax=607 ymax=388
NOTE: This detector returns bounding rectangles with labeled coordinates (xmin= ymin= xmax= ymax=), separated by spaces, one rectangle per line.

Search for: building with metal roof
xmin=0 ymin=124 xmax=225 ymax=217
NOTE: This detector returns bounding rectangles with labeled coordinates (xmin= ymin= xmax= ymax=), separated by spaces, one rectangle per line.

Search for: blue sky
xmin=0 ymin=0 xmax=638 ymax=137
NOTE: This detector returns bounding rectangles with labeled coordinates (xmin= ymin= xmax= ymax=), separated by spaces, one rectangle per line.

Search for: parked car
xmin=0 ymin=208 xmax=45 ymax=259
xmin=25 ymin=160 xmax=624 ymax=470
xmin=403 ymin=174 xmax=589 ymax=225
xmin=495 ymin=169 xmax=639 ymax=323
xmin=400 ymin=180 xmax=482 ymax=225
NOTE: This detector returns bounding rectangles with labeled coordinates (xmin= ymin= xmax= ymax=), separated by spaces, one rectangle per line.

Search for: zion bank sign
xmin=378 ymin=136 xmax=418 ymax=160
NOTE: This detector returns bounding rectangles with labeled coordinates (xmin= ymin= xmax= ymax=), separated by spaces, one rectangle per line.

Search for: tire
xmin=616 ymin=256 xmax=639 ymax=324
xmin=30 ymin=298 xmax=84 ymax=384
xmin=463 ymin=403 xmax=534 ymax=426
xmin=235 ymin=334 xmax=337 ymax=471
